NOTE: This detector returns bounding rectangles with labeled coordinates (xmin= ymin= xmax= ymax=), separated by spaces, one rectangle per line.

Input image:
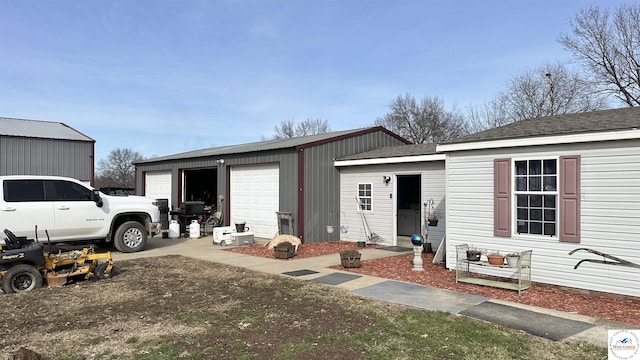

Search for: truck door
xmin=48 ymin=180 xmax=107 ymax=240
xmin=0 ymin=179 xmax=55 ymax=240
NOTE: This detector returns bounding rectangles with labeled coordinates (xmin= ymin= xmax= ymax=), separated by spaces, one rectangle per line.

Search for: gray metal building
xmin=135 ymin=127 xmax=409 ymax=243
xmin=0 ymin=117 xmax=95 ymax=182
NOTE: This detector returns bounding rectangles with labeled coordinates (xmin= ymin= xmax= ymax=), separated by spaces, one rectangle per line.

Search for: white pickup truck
xmin=0 ymin=175 xmax=161 ymax=252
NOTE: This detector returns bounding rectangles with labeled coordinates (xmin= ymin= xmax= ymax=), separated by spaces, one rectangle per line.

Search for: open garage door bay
xmin=230 ymin=164 xmax=279 ymax=239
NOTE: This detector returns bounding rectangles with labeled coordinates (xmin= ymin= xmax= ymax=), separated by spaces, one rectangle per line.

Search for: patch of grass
xmin=277 ymin=342 xmax=317 ymax=359
xmin=129 ymin=342 xmax=186 ymax=360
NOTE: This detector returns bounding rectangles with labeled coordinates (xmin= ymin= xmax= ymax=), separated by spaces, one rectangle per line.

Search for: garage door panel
xmin=145 ymin=171 xmax=172 ymax=207
xmin=230 ymin=164 xmax=279 ymax=238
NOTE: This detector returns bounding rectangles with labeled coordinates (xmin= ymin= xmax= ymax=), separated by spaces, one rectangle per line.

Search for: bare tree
xmin=465 ymin=98 xmax=511 ymax=134
xmin=375 ymin=94 xmax=467 ymax=143
xmin=272 ymin=120 xmax=296 ymax=138
xmin=271 ymin=118 xmax=330 ymax=139
xmin=467 ymin=62 xmax=607 ymax=133
xmin=559 ymin=4 xmax=640 ymax=106
xmin=96 ymin=148 xmax=144 ymax=188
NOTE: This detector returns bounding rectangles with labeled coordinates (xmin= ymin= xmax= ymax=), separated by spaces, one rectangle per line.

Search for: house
xmin=438 ymin=107 xmax=640 ymax=297
xmin=335 ymin=144 xmax=446 ymax=249
xmin=0 ymin=117 xmax=95 ymax=183
xmin=134 ymin=127 xmax=409 ymax=242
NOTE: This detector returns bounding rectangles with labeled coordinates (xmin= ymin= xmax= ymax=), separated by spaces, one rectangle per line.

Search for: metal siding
xmin=304 ymin=131 xmax=408 ymax=243
xmin=445 ymin=141 xmax=640 ymax=297
xmin=0 ymin=136 xmax=93 ymax=181
xmin=136 ymin=149 xmax=298 ymax=226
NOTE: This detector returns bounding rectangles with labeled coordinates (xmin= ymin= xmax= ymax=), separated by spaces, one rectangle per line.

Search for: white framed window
xmin=357 ymin=183 xmax=373 ymax=212
xmin=514 ymin=158 xmax=558 ymax=237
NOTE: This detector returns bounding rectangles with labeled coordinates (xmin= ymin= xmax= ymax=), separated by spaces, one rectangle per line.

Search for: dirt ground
xmin=1 ymin=256 xmax=381 ymax=359
xmin=227 ymin=241 xmax=640 ymax=326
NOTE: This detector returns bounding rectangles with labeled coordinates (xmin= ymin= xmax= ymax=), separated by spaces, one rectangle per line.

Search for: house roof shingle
xmin=0 ymin=117 xmax=94 ymax=142
xmin=443 ymin=106 xmax=640 ymax=145
xmin=338 ymin=143 xmax=437 ymax=161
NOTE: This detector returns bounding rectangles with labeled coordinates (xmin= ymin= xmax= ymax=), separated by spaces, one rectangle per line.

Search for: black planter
xmin=466 ymin=250 xmax=481 ymax=261
xmin=428 ymin=219 xmax=439 ymax=227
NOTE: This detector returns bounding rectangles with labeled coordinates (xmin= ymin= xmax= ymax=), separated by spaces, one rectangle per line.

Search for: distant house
xmin=0 ymin=117 xmax=95 ymax=183
xmin=438 ymin=107 xmax=640 ymax=297
xmin=134 ymin=127 xmax=409 ymax=242
xmin=335 ymin=144 xmax=446 ymax=250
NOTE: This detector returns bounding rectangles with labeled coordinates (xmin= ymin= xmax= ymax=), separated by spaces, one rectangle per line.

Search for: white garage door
xmin=145 ymin=171 xmax=172 ymax=208
xmin=230 ymin=164 xmax=279 ymax=238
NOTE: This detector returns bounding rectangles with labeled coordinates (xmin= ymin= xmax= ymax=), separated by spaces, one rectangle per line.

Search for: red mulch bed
xmin=226 ymin=241 xmax=640 ymax=326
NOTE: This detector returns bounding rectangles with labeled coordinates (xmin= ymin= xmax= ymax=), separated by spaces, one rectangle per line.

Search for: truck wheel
xmin=94 ymin=262 xmax=114 ymax=279
xmin=1 ymin=264 xmax=43 ymax=294
xmin=114 ymin=221 xmax=147 ymax=253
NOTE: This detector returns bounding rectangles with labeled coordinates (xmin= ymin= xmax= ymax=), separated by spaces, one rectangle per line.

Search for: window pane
xmin=530 ymin=195 xmax=542 ymax=207
xmin=530 ymin=222 xmax=543 ymax=234
xmin=517 ymin=221 xmax=528 ymax=234
xmin=4 ymin=180 xmax=45 ymax=202
xmin=517 ymin=195 xmax=528 ymax=207
xmin=543 ymin=159 xmax=557 ymax=175
xmin=544 ymin=195 xmax=556 ymax=208
xmin=530 ymin=209 xmax=542 ymax=221
xmin=517 ymin=208 xmax=528 ymax=220
xmin=515 ymin=161 xmax=527 ymax=175
xmin=516 ymin=177 xmax=527 ymax=191
xmin=359 ymin=198 xmax=370 ymax=210
xmin=529 ymin=160 xmax=541 ymax=175
xmin=52 ymin=181 xmax=92 ymax=201
xmin=544 ymin=223 xmax=556 ymax=236
xmin=544 ymin=176 xmax=556 ymax=191
xmin=544 ymin=209 xmax=555 ymax=221
xmin=529 ymin=176 xmax=541 ymax=191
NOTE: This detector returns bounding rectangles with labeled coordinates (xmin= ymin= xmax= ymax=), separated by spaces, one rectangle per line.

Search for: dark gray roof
xmin=137 ymin=126 xmax=407 ymax=163
xmin=444 ymin=107 xmax=640 ymax=145
xmin=338 ymin=143 xmax=437 ymax=161
xmin=0 ymin=117 xmax=94 ymax=142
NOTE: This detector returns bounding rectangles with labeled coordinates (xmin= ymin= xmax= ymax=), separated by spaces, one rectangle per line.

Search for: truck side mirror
xmin=92 ymin=190 xmax=103 ymax=207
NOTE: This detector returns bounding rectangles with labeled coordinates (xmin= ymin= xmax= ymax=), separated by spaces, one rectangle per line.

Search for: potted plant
xmin=427 ymin=212 xmax=439 ymax=227
xmin=506 ymin=253 xmax=520 ymax=268
xmin=486 ymin=251 xmax=505 ymax=265
xmin=466 ymin=246 xmax=481 ymax=261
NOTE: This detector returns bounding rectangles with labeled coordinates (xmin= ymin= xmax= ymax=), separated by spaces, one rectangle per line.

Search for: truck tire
xmin=1 ymin=264 xmax=43 ymax=294
xmin=114 ymin=221 xmax=147 ymax=253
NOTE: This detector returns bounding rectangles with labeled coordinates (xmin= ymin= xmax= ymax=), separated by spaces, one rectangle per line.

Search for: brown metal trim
xmin=177 ymin=169 xmax=183 ymax=206
xmin=225 ymin=165 xmax=231 ymax=227
xmin=295 ymin=126 xmax=410 ymax=151
xmin=90 ymin=145 xmax=95 ymax=187
xmin=297 ymin=148 xmax=305 ymax=242
xmin=139 ymin=171 xmax=145 ymax=196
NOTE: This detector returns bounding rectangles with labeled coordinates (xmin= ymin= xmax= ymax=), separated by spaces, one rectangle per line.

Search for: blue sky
xmin=0 ymin=0 xmax=629 ymax=163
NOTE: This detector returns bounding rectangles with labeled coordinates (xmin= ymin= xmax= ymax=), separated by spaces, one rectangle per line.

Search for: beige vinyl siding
xmin=445 ymin=140 xmax=640 ymax=297
xmin=339 ymin=161 xmax=445 ymax=248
